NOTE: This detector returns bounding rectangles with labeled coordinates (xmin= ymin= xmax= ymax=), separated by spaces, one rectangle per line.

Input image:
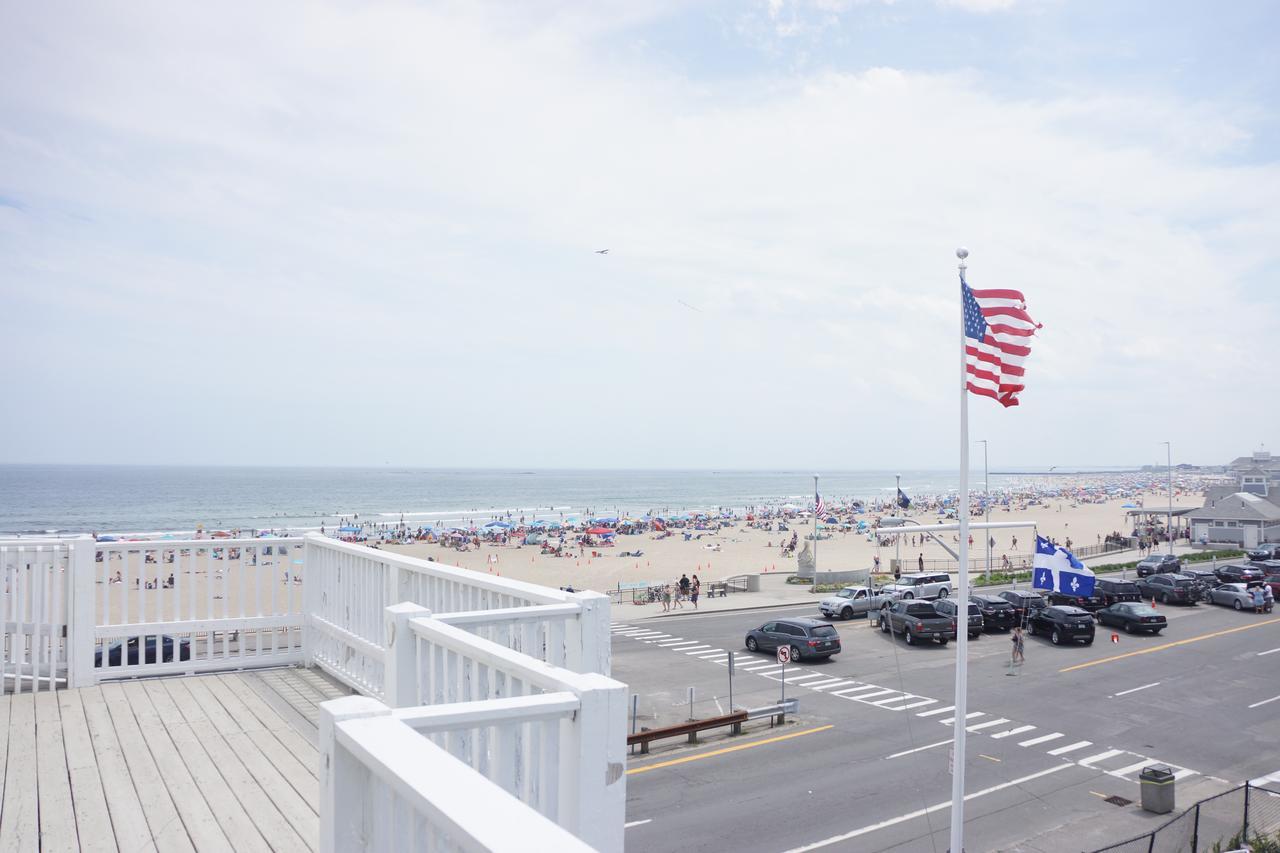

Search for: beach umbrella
xmin=483 ymin=521 xmax=512 ymax=529
xmin=586 ymin=526 xmax=612 ymax=535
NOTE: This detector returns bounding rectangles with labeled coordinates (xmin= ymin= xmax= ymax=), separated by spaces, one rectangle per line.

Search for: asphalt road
xmin=613 ymin=598 xmax=1280 ymax=853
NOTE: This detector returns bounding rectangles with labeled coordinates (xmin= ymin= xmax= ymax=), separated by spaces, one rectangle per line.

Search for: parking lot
xmin=614 ymin=595 xmax=1280 ymax=852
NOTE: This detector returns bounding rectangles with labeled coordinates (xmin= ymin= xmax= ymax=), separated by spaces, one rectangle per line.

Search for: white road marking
xmin=1257 ymin=647 xmax=1280 ymax=656
xmin=663 ymin=642 xmax=704 ymax=649
xmin=1047 ymin=740 xmax=1093 ymax=756
xmin=1077 ymin=749 xmax=1126 ymax=768
xmin=870 ymin=694 xmax=922 ymax=707
xmin=847 ymin=688 xmax=898 ymax=702
xmin=736 ymin=660 xmax=778 ymax=669
xmin=1112 ymin=682 xmax=1160 ymax=697
xmin=803 ymin=678 xmax=849 ymax=689
xmin=655 ymin=639 xmax=689 ymax=646
xmin=990 ymin=725 xmax=1036 ymax=740
xmin=699 ymin=653 xmax=730 ymax=660
xmin=624 ymin=819 xmax=652 ymax=828
xmin=751 ymin=666 xmax=788 ymax=677
xmin=886 ymin=738 xmax=954 ymax=759
xmin=1173 ymin=767 xmax=1199 ymax=780
xmin=1107 ymin=759 xmax=1159 ymax=778
xmin=941 ymin=712 xmax=985 ymax=726
xmin=1248 ymin=694 xmax=1280 ymax=709
xmin=1249 ymin=770 xmax=1280 ymax=785
xmin=916 ymin=705 xmax=955 ymax=718
xmin=882 ymin=698 xmax=938 ymax=711
xmin=965 ymin=718 xmax=1011 ymax=732
xmin=678 ymin=645 xmax=714 ymax=653
xmin=832 ymin=685 xmax=888 ymax=696
xmin=781 ymin=764 xmax=1075 ymax=851
xmin=784 ymin=672 xmax=827 ymax=683
xmin=1019 ymin=732 xmax=1064 ymax=747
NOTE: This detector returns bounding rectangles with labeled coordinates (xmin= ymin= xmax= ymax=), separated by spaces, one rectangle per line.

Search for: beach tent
xmin=483 ymin=521 xmax=512 ymax=529
xmin=586 ymin=526 xmax=612 ymax=535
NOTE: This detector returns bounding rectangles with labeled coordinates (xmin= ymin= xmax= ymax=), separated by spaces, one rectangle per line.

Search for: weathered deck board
xmin=4 ymin=668 xmax=333 ymax=852
xmin=34 ymin=692 xmax=77 ymax=852
xmin=0 ymin=692 xmax=39 ymax=852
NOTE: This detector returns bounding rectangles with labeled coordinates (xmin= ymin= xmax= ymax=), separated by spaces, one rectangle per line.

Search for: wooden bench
xmin=627 ymin=711 xmax=749 ymax=754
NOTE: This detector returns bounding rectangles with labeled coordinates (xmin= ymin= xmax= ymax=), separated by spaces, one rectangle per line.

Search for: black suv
xmin=970 ymin=593 xmax=1017 ymax=631
xmin=1135 ymin=573 xmax=1199 ymax=605
xmin=1027 ymin=605 xmax=1096 ymax=645
xmin=1047 ymin=589 xmax=1106 ymax=612
xmin=998 ymin=590 xmax=1047 ymax=626
xmin=744 ymin=618 xmax=842 ymax=661
xmin=1136 ymin=554 xmax=1182 ymax=577
xmin=934 ymin=598 xmax=983 ymax=639
xmin=1246 ymin=543 xmax=1280 ymax=562
xmin=1094 ymin=578 xmax=1143 ymax=606
xmin=1215 ymin=563 xmax=1265 ymax=586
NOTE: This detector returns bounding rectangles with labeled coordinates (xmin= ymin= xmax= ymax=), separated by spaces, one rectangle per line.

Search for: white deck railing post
xmin=561 ymin=672 xmax=627 ymax=852
xmin=384 ymin=603 xmax=430 ymax=708
xmin=319 ymin=695 xmax=392 ymax=853
xmin=302 ymin=532 xmax=324 ymax=668
xmin=68 ymin=536 xmax=96 ymax=688
xmin=568 ymin=590 xmax=612 ymax=676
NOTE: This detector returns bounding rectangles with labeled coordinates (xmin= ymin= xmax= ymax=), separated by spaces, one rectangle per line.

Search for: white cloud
xmin=0 ymin=1 xmax=1276 ymax=467
xmin=937 ymin=0 xmax=1019 ymax=12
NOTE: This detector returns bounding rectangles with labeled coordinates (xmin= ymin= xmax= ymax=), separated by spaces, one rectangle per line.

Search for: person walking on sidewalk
xmin=1011 ymin=626 xmax=1025 ymax=665
xmin=690 ymin=575 xmax=700 ymax=609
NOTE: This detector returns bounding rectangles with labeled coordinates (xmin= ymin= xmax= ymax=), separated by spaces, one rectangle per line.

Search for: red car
xmin=1266 ymin=574 xmax=1280 ymax=599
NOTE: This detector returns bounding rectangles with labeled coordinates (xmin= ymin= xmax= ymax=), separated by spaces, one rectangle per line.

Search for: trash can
xmin=1139 ymin=765 xmax=1175 ymax=814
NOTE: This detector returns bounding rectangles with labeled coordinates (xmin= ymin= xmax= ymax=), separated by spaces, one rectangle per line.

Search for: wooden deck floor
xmin=0 ymin=667 xmax=351 ymax=852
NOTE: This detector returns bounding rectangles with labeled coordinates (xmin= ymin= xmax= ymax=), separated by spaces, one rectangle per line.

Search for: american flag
xmin=962 ymin=273 xmax=1040 ymax=408
xmin=814 ymin=491 xmax=826 ymax=517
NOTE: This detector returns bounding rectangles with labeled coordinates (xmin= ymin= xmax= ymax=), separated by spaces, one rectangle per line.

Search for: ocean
xmin=0 ymin=465 xmax=1140 ymax=536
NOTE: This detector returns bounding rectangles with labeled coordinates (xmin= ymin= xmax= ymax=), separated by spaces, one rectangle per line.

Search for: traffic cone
xmin=1151 ymin=597 xmax=1157 ymax=609
xmin=1111 ymin=632 xmax=1119 ymax=644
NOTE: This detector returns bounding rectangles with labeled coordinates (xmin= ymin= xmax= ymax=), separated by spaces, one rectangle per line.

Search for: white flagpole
xmin=950 ymin=247 xmax=972 ymax=853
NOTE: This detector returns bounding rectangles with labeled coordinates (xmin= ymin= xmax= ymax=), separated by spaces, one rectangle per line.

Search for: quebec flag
xmin=1031 ymin=535 xmax=1096 ymax=597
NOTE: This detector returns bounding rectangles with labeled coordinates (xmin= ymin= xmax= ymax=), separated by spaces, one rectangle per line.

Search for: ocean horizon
xmin=0 ymin=463 xmax=1156 ymax=536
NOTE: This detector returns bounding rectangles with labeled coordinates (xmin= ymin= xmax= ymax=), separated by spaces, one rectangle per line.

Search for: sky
xmin=2 ymin=0 xmax=1278 ymax=470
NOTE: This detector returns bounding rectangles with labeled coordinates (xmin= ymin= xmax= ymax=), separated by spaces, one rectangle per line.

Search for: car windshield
xmin=896 ymin=577 xmax=918 ymax=586
xmin=1128 ymin=604 xmax=1158 ymax=615
xmin=809 ymin=625 xmax=838 ymax=637
xmin=837 ymin=589 xmax=854 ymax=598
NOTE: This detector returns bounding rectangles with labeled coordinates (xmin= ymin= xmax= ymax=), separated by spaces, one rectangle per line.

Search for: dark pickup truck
xmin=878 ymin=600 xmax=957 ymax=646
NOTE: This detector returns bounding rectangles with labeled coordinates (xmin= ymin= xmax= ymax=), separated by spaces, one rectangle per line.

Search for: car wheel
xmin=1125 ymin=622 xmax=1133 ymax=633
xmin=841 ymin=607 xmax=853 ymax=621
xmin=1051 ymin=629 xmax=1062 ymax=645
xmin=790 ymin=645 xmax=803 ymax=663
xmin=939 ymin=638 xmax=949 ymax=646
xmin=1151 ymin=629 xmax=1162 ymax=635
xmin=902 ymin=592 xmax=914 ymax=599
xmin=938 ymin=588 xmax=949 ymax=599
xmin=905 ymin=630 xmax=915 ymax=646
xmin=1161 ymin=593 xmax=1169 ymax=604
xmin=1083 ymin=639 xmax=1093 ymax=646
xmin=970 ymin=633 xmax=980 ymax=640
xmin=746 ymin=636 xmax=759 ymax=652
xmin=1233 ymin=600 xmax=1243 ymax=611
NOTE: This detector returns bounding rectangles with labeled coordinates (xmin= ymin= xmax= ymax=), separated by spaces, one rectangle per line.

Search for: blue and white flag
xmin=896 ymin=488 xmax=911 ymax=509
xmin=1031 ymin=535 xmax=1095 ymax=597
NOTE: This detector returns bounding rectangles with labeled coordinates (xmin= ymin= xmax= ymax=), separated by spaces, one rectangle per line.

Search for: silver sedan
xmin=1203 ymin=582 xmax=1264 ymax=611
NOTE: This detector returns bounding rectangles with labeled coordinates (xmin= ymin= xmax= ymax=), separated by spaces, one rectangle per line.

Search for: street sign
xmin=777 ymin=645 xmax=790 ymax=664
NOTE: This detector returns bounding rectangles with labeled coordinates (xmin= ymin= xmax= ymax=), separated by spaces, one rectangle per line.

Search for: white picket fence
xmin=0 ymin=530 xmax=625 ymax=851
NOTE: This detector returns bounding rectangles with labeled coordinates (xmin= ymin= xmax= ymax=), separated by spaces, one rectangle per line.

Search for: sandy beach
xmin=382 ymin=490 xmax=1206 ymax=595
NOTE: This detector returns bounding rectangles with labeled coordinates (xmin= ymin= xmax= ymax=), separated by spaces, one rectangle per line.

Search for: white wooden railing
xmin=1 ymin=540 xmax=73 ymax=693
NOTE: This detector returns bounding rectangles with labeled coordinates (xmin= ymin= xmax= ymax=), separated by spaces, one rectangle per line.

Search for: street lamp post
xmin=813 ymin=474 xmax=820 ymax=578
xmin=1162 ymin=442 xmax=1173 ymax=553
xmin=895 ymin=473 xmax=902 ymax=575
xmin=978 ymin=440 xmax=990 ymax=580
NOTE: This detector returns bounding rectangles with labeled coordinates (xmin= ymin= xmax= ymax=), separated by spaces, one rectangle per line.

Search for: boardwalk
xmin=0 ymin=668 xmax=349 ymax=852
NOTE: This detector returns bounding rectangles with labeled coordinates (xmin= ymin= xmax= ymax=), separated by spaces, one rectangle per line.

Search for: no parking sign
xmin=777 ymin=645 xmax=791 ymax=664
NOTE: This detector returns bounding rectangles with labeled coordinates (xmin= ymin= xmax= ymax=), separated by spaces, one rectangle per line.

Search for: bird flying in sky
xmin=594 ymin=249 xmax=609 ymax=254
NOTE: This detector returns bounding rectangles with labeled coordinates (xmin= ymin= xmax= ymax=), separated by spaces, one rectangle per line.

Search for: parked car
xmin=818 ymin=585 xmax=898 ymax=620
xmin=998 ymin=589 xmax=1047 ymax=626
xmin=1215 ymin=563 xmax=1265 ymax=586
xmin=1135 ymin=554 xmax=1182 ymax=577
xmin=1094 ymin=578 xmax=1143 ymax=606
xmin=95 ymin=634 xmax=192 ymax=668
xmin=1248 ymin=559 xmax=1280 ymax=578
xmin=970 ymin=593 xmax=1018 ymax=631
xmin=1027 ymin=605 xmax=1096 ymax=645
xmin=934 ymin=598 xmax=983 ymax=639
xmin=1245 ymin=543 xmax=1280 ymax=561
xmin=1094 ymin=602 xmax=1167 ymax=634
xmin=745 ymin=618 xmax=842 ymax=660
xmin=1265 ymin=573 xmax=1280 ymax=600
xmin=877 ymin=600 xmax=957 ymax=646
xmin=1204 ymin=583 xmax=1272 ymax=613
xmin=1047 ymin=589 xmax=1106 ymax=612
xmin=1134 ymin=573 xmax=1200 ymax=605
xmin=882 ymin=572 xmax=953 ymax=600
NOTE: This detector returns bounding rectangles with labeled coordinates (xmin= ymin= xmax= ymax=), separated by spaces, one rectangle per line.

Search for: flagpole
xmin=950 ymin=247 xmax=972 ymax=853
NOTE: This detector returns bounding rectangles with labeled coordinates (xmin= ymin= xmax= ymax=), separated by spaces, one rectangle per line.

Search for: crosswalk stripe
xmin=1172 ymin=768 xmax=1198 ymax=780
xmin=1077 ymin=749 xmax=1126 ymax=768
xmin=848 ymin=689 xmax=898 ymax=701
xmin=883 ymin=698 xmax=938 ymax=711
xmin=809 ymin=680 xmax=861 ymax=692
xmin=870 ymin=694 xmax=919 ymax=707
xmin=916 ymin=705 xmax=956 ymax=718
xmin=1107 ymin=760 xmax=1156 ymax=778
xmin=687 ymin=648 xmax=722 ymax=655
xmin=1018 ymin=732 xmax=1064 ymax=747
xmin=832 ymin=685 xmax=888 ymax=696
xmin=990 ymin=725 xmax=1036 ymax=740
xmin=941 ymin=712 xmax=985 ymax=725
xmin=655 ymin=639 xmax=689 ymax=646
xmin=784 ymin=673 xmax=825 ymax=683
xmin=803 ymin=678 xmax=848 ymax=689
xmin=678 ymin=645 xmax=714 ymax=653
xmin=965 ymin=718 xmax=1010 ymax=732
xmin=1047 ymin=740 xmax=1093 ymax=756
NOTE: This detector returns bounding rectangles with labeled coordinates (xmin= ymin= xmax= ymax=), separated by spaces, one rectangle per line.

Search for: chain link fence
xmin=1091 ymin=783 xmax=1280 ymax=853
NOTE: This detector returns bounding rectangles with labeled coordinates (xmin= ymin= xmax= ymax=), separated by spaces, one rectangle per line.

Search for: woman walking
xmin=1011 ymin=626 xmax=1025 ymax=665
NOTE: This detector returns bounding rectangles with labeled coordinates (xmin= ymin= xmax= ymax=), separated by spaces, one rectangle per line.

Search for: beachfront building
xmin=1187 ymin=491 xmax=1280 ymax=547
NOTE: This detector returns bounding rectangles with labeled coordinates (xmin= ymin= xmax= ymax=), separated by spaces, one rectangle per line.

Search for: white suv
xmin=884 ymin=572 xmax=952 ymax=600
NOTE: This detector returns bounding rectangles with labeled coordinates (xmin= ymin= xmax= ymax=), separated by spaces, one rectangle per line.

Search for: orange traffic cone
xmin=1151 ymin=597 xmax=1157 ymax=609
